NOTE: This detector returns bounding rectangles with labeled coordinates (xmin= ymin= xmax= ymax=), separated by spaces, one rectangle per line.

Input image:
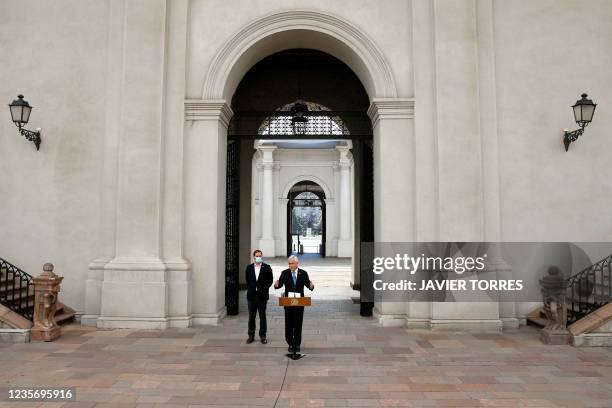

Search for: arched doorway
xmin=223 ymin=49 xmax=374 ymax=316
xmin=182 ymin=9 xmax=415 ymax=326
xmin=286 ymin=181 xmax=326 ymax=258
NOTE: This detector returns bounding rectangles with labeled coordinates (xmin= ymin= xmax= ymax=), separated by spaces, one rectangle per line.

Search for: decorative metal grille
xmin=224 ymin=139 xmax=240 ymax=316
xmin=229 ymin=110 xmax=373 ymax=139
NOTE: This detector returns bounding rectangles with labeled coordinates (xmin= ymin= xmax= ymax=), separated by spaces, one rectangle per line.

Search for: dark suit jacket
xmin=245 ymin=263 xmax=273 ymax=301
xmin=275 ymin=268 xmax=314 ymax=297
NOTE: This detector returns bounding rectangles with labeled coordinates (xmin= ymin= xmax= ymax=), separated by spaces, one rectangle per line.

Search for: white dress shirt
xmin=254 ymin=263 xmax=261 ymax=282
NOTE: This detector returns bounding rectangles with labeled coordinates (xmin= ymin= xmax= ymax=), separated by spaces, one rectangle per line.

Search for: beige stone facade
xmin=1 ymin=0 xmax=611 ymax=330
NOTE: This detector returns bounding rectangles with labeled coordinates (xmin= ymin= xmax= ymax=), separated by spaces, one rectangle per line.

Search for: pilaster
xmin=184 ymin=99 xmax=234 ymax=325
xmin=368 ymin=98 xmax=416 ymax=324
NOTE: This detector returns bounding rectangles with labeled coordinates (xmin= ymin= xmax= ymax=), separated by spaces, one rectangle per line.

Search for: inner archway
xmin=287 ymin=181 xmax=326 ymax=257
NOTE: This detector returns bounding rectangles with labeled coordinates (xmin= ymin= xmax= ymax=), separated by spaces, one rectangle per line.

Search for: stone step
xmin=55 ymin=302 xmax=76 ymax=326
xmin=55 ymin=311 xmax=75 ymax=325
xmin=526 ymin=307 xmax=547 ymax=328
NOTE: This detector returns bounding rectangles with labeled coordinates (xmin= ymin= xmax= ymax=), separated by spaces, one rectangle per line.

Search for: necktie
xmin=292 ymin=271 xmax=297 ymax=286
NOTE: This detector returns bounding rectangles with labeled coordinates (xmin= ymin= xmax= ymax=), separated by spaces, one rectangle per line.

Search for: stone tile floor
xmin=1 ymin=308 xmax=612 ymax=407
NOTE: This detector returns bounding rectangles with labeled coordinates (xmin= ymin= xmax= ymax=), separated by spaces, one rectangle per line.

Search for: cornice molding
xmin=184 ymin=99 xmax=234 ymax=127
xmin=367 ymin=98 xmax=415 ymax=127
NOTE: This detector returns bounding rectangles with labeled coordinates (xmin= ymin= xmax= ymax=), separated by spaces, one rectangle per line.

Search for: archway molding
xmin=281 ymin=174 xmax=333 ymax=201
xmin=201 ymin=9 xmax=398 ymax=101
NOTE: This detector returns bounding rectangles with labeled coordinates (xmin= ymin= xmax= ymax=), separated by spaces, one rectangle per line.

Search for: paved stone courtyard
xmin=1 ymin=301 xmax=612 ymax=408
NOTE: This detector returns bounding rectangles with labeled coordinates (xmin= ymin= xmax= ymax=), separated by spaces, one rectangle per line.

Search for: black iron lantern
xmin=290 ymin=101 xmax=308 ymax=135
xmin=9 ymin=94 xmax=32 ymax=126
xmin=8 ymin=94 xmax=42 ymax=150
xmin=564 ymin=93 xmax=596 ymax=151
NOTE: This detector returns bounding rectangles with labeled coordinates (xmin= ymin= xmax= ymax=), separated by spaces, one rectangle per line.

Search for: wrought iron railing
xmin=567 ymin=254 xmax=612 ymax=324
xmin=0 ymin=257 xmax=35 ymax=321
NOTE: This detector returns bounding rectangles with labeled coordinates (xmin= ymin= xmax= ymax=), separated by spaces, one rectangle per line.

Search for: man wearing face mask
xmin=245 ymin=249 xmax=273 ymax=344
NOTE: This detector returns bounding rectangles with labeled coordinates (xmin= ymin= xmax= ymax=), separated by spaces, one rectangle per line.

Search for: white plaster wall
xmin=0 ymin=0 xmax=108 ymax=313
xmin=493 ymin=0 xmax=612 ymax=241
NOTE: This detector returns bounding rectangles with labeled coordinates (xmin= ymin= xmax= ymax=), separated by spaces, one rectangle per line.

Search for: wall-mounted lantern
xmin=564 ymin=93 xmax=596 ymax=152
xmin=8 ymin=94 xmax=42 ymax=150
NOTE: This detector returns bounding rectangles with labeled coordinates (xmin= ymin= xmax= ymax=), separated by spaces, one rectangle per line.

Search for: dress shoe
xmin=288 ymin=346 xmax=294 ymax=353
xmin=246 ymin=336 xmax=255 ymax=344
xmin=260 ymin=337 xmax=268 ymax=344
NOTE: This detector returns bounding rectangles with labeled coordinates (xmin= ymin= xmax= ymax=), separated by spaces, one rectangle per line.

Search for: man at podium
xmin=274 ymin=255 xmax=314 ymax=353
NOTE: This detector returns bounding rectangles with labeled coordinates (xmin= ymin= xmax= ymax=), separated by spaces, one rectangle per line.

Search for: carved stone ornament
xmin=30 ymin=263 xmax=64 ymax=341
xmin=539 ymin=266 xmax=570 ymax=344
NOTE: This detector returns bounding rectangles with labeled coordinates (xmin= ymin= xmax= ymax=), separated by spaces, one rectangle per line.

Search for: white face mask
xmin=255 ymin=256 xmax=262 ymax=263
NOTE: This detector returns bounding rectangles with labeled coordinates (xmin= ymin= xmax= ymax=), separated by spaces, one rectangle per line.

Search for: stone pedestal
xmin=540 ymin=328 xmax=571 ymax=345
xmin=30 ymin=263 xmax=63 ymax=342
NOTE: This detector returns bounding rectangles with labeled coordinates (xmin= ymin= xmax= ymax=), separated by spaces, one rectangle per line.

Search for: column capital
xmin=336 ymin=143 xmax=353 ymax=168
xmin=367 ymin=98 xmax=415 ymax=127
xmin=184 ymin=99 xmax=234 ymax=127
xmin=258 ymin=144 xmax=277 ymax=164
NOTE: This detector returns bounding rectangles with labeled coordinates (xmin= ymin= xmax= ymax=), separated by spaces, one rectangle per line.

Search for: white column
xmin=368 ymin=98 xmax=416 ymax=326
xmin=258 ymin=145 xmax=277 ymax=256
xmin=337 ymin=145 xmax=353 ymax=257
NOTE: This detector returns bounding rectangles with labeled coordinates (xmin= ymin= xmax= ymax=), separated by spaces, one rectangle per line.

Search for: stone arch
xmin=201 ymin=9 xmax=398 ymax=101
xmin=281 ymin=174 xmax=333 ymax=201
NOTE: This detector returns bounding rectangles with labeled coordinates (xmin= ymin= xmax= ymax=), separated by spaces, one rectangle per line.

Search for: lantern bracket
xmin=563 ymin=128 xmax=584 ymax=152
xmin=19 ymin=127 xmax=42 ymax=151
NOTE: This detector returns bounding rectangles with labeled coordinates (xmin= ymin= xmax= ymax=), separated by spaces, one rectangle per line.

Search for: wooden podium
xmin=278 ymin=296 xmax=311 ymax=307
xmin=278 ymin=296 xmax=311 ymax=360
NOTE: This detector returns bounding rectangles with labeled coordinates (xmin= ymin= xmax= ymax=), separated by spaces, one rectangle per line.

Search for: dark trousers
xmin=284 ymin=306 xmax=304 ymax=347
xmin=247 ymin=298 xmax=267 ymax=338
